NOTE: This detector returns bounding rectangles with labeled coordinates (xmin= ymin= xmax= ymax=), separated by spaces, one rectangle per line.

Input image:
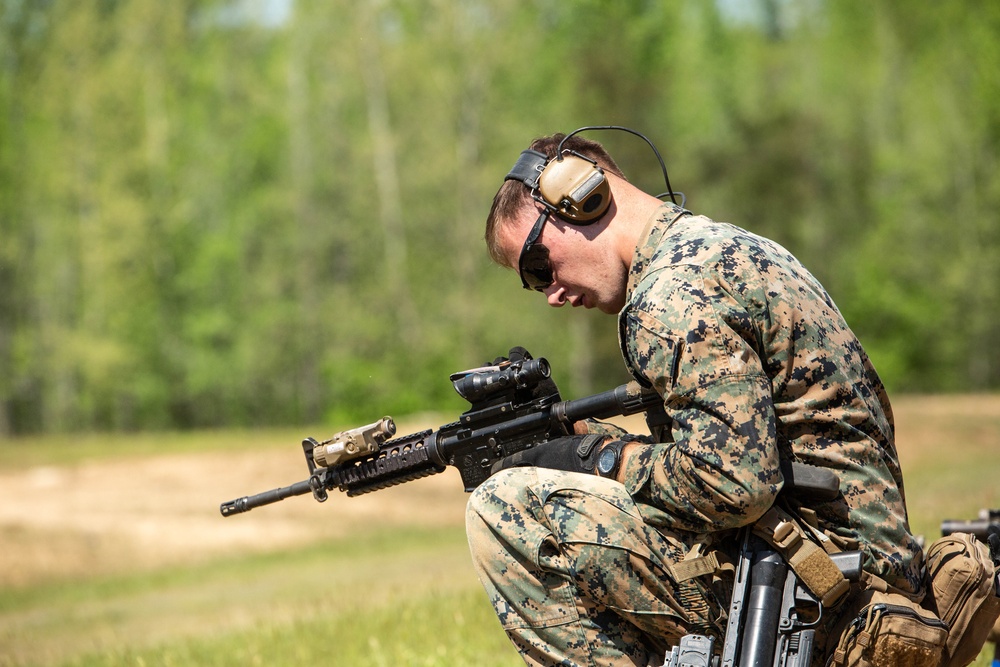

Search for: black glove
xmin=491 ymin=434 xmax=608 ymax=475
xmin=490 ymin=345 xmax=537 ymax=366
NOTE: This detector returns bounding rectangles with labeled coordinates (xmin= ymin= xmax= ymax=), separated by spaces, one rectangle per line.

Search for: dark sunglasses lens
xmin=519 ymin=243 xmax=553 ymax=291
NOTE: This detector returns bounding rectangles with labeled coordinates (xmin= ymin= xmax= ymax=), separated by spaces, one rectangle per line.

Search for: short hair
xmin=484 ymin=133 xmax=625 ymax=266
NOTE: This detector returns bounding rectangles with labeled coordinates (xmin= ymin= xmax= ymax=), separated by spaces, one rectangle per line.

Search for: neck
xmin=607 ymin=177 xmax=666 ymax=268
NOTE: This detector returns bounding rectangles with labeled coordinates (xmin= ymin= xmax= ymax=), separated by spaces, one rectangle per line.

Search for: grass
xmin=58 ymin=588 xmax=520 ymax=667
xmin=1 ymin=526 xmax=522 ymax=667
xmin=1 ymin=395 xmax=998 ymax=666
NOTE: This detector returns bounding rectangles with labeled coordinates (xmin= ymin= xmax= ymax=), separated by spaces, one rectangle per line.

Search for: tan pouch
xmin=925 ymin=532 xmax=1000 ymax=667
xmin=830 ymin=587 xmax=948 ymax=667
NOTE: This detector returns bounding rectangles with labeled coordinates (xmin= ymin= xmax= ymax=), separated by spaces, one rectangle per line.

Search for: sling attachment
xmin=752 ymin=506 xmax=852 ymax=608
xmin=665 ymin=536 xmax=734 ymax=634
xmin=667 ymin=537 xmax=735 ymax=584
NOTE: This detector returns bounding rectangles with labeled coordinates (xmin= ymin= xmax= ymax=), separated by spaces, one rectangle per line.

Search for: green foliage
xmin=1 ymin=0 xmax=999 ymax=433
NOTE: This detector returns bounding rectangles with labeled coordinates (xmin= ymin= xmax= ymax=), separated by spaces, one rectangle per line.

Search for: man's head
xmin=485 ymin=134 xmax=625 ymax=266
xmin=484 ymin=133 xmax=646 ymax=315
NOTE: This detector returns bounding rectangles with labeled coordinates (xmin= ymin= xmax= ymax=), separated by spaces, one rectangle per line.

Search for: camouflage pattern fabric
xmin=466 ymin=466 xmax=729 ymax=666
xmin=616 ymin=203 xmax=923 ymax=594
xmin=466 ymin=203 xmax=923 ymax=665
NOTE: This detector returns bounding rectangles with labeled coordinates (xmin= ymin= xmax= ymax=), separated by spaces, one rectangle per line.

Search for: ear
xmin=504 ymin=149 xmax=612 ymax=225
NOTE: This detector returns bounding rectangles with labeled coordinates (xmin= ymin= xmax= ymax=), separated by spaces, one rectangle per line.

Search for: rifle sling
xmin=752 ymin=506 xmax=852 ymax=608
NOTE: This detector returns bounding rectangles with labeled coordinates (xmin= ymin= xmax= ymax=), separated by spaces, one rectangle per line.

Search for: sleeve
xmin=580 ymin=418 xmax=654 ymax=443
xmin=617 ymin=264 xmax=783 ymax=533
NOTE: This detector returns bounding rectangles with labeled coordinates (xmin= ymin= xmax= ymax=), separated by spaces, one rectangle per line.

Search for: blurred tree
xmin=1 ymin=0 xmax=997 ymax=434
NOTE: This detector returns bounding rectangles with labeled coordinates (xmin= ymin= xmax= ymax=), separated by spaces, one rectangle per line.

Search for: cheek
xmin=575 ymin=243 xmax=608 ymax=277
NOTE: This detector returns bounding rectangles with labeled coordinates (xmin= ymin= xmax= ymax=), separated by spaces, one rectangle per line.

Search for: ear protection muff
xmin=505 ymin=149 xmax=611 ymax=225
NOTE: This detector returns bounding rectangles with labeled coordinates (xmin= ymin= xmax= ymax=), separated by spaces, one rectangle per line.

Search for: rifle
xmin=664 ymin=510 xmax=1000 ymax=667
xmin=664 ymin=468 xmax=864 ymax=667
xmin=220 ymin=355 xmax=668 ymax=516
xmin=941 ymin=509 xmax=1000 ymax=542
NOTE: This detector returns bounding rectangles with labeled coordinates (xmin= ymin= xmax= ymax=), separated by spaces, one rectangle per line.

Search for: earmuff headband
xmin=503 ymin=126 xmax=682 ymax=225
xmin=505 ymin=149 xmax=547 ymax=190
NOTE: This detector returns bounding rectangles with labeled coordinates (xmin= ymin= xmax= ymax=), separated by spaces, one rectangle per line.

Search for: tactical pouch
xmin=830 ymin=585 xmax=948 ymax=667
xmin=924 ymin=532 xmax=1000 ymax=667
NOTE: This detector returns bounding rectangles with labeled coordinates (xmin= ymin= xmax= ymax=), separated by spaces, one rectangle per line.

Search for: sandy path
xmin=0 ymin=429 xmax=471 ymax=588
xmin=1 ymin=400 xmax=997 ymax=590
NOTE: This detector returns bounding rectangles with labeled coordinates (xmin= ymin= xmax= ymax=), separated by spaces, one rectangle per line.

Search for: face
xmin=500 ymin=204 xmax=629 ymax=314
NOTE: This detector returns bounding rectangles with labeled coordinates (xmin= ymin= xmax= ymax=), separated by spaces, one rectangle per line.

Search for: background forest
xmin=1 ymin=0 xmax=998 ymax=435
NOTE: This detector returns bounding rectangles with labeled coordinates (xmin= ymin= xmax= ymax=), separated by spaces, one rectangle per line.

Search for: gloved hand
xmin=491 ymin=434 xmax=610 ymax=476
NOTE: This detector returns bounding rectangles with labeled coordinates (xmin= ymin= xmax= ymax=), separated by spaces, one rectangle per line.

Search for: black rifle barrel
xmin=940 ymin=519 xmax=996 ymax=540
xmin=220 ymin=479 xmax=313 ymax=517
xmin=556 ymin=381 xmax=661 ymax=423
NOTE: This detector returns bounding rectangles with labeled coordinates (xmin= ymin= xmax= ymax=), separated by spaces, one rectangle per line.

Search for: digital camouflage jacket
xmin=614 ymin=203 xmax=924 ymax=594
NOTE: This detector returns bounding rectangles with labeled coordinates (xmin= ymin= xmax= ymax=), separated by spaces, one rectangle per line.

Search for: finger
xmin=490 ymin=450 xmax=529 ymax=474
xmin=507 ymin=346 xmax=531 ymax=362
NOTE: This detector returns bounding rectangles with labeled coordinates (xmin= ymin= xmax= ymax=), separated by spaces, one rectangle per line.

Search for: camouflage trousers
xmin=465 ymin=467 xmax=728 ymax=667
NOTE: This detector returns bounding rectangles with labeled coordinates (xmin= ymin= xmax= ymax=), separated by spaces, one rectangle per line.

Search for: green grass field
xmin=6 ymin=528 xmax=520 ymax=667
xmin=1 ymin=396 xmax=998 ymax=666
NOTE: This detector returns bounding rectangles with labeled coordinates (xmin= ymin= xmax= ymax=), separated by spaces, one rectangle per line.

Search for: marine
xmin=466 ymin=130 xmax=923 ymax=666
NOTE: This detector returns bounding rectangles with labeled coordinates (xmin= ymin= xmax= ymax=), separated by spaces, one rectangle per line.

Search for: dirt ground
xmin=1 ymin=400 xmax=997 ymax=590
xmin=0 ymin=427 xmax=470 ymax=588
xmin=0 ymin=413 xmax=649 ymax=588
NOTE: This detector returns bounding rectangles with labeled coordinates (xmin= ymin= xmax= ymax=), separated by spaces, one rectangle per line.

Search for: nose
xmin=545 ymin=285 xmax=567 ymax=308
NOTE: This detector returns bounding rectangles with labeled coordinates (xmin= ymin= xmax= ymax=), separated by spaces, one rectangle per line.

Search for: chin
xmin=600 ymin=298 xmax=627 ymax=315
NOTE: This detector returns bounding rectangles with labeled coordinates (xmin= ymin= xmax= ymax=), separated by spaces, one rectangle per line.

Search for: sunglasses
xmin=518 ymin=209 xmax=554 ymax=291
